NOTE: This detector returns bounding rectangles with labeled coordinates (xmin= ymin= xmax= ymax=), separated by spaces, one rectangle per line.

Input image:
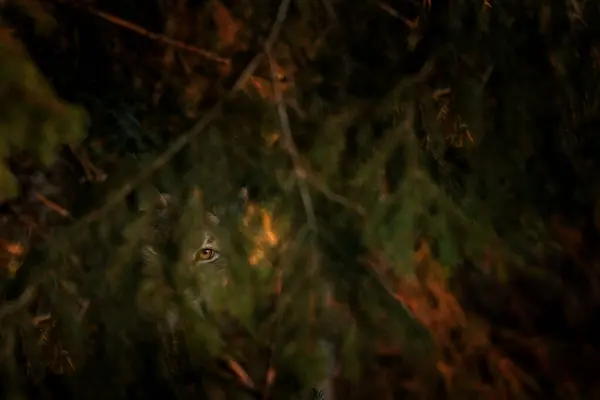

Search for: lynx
xmin=137 ymin=190 xmax=335 ymax=399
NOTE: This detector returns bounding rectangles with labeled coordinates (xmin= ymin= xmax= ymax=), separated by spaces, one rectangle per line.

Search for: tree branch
xmin=267 ymin=54 xmax=318 ymax=231
xmin=72 ymin=0 xmax=294 ymax=231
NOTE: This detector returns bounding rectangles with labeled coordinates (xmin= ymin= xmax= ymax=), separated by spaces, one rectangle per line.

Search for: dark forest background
xmin=1 ymin=0 xmax=600 ymax=398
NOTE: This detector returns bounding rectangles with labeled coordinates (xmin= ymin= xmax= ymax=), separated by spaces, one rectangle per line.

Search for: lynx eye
xmin=193 ymin=247 xmax=219 ymax=263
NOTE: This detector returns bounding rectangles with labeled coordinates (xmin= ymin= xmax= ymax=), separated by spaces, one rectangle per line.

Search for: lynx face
xmin=138 ymin=193 xmax=232 ymax=328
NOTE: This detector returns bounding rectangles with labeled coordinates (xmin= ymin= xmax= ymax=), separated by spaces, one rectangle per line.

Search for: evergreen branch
xmin=71 ymin=0 xmax=294 ymax=231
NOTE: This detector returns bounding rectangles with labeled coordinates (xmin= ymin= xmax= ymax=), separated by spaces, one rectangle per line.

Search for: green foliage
xmin=0 ymin=22 xmax=87 ymax=201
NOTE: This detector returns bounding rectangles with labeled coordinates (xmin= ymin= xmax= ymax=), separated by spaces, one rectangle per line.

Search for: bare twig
xmin=209 ymin=366 xmax=263 ymax=399
xmin=226 ymin=357 xmax=256 ymax=389
xmin=304 ymin=172 xmax=366 ymax=215
xmin=268 ymin=32 xmax=338 ymax=400
xmin=71 ymin=102 xmax=221 ymax=229
xmin=268 ymin=55 xmax=317 ymax=231
xmin=262 ymin=0 xmax=293 ymax=55
xmin=86 ymin=6 xmax=230 ymax=65
xmin=71 ymin=0 xmax=294 ymax=231
xmin=32 ymin=313 xmax=52 ymax=325
xmin=69 ymin=144 xmax=107 ymax=182
xmin=33 ymin=192 xmax=72 ymax=219
xmin=378 ymin=2 xmax=421 ymax=28
xmin=265 ymin=0 xmax=364 ymax=219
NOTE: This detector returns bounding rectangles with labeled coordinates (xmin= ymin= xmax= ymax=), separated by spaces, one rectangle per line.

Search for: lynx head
xmin=141 ymin=192 xmax=226 ymax=266
xmin=139 ymin=189 xmax=245 ymax=327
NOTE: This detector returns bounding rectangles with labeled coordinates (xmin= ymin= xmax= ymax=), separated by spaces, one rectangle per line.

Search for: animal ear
xmin=238 ymin=187 xmax=248 ymax=204
xmin=238 ymin=186 xmax=249 ymax=207
xmin=138 ymin=186 xmax=169 ymax=211
xmin=158 ymin=193 xmax=174 ymax=208
xmin=206 ymin=212 xmax=220 ymax=225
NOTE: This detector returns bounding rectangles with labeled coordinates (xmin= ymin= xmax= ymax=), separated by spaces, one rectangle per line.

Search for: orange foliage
xmin=386 ymin=240 xmax=537 ymax=397
xmin=246 ymin=60 xmax=293 ymax=101
xmin=242 ymin=203 xmax=279 ymax=266
xmin=211 ymin=0 xmax=243 ymax=51
xmin=0 ymin=238 xmax=24 ymax=256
